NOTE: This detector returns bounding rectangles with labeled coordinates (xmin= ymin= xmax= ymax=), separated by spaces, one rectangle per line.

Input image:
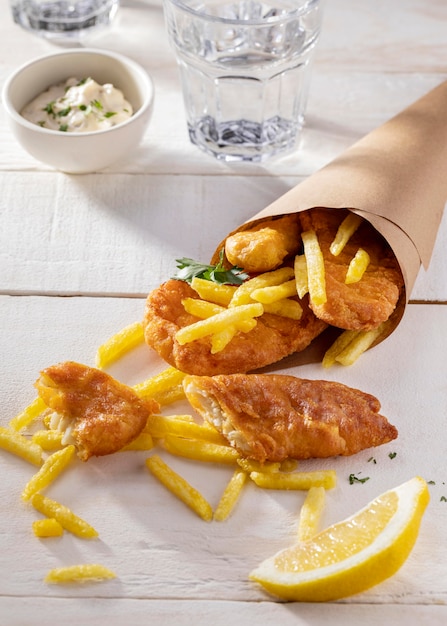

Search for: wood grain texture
xmin=1 ymin=598 xmax=447 ymax=626
xmin=1 ymin=0 xmax=447 ymax=622
xmin=0 ymin=297 xmax=446 ymax=614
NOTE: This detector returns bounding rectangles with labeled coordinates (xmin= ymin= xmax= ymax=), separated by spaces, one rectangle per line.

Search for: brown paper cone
xmin=212 ymin=80 xmax=447 ymax=352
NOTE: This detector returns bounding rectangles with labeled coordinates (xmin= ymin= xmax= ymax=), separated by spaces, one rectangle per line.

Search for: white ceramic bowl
xmin=2 ymin=49 xmax=154 ymax=173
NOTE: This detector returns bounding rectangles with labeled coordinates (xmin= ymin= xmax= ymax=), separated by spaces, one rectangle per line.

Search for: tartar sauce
xmin=21 ymin=77 xmax=133 ymax=132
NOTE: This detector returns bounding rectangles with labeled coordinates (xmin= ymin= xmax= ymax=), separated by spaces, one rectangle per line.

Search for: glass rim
xmin=163 ymin=0 xmax=321 ymax=25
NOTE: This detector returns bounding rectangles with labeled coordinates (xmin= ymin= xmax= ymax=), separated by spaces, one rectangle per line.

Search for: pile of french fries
xmin=166 ymin=213 xmax=386 ymax=366
xmin=0 ymin=213 xmax=388 ymax=583
xmin=0 ymin=322 xmax=339 ymax=583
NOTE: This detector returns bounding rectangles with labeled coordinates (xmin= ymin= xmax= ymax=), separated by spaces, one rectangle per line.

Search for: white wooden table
xmin=1 ymin=1 xmax=447 ymax=624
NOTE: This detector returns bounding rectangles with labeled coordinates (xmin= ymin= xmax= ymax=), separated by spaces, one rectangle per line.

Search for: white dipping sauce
xmin=21 ymin=77 xmax=133 ymax=132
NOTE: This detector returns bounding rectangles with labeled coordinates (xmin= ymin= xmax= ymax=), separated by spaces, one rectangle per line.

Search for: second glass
xmin=10 ymin=0 xmax=119 ymax=42
xmin=163 ymin=0 xmax=324 ymax=162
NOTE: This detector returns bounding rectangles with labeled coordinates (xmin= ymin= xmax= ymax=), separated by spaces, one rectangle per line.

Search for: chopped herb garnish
xmin=79 ymin=104 xmax=87 ymax=111
xmin=368 ymin=457 xmax=376 ymax=464
xmin=441 ymin=496 xmax=447 ymax=502
xmin=349 ymin=473 xmax=370 ymax=485
xmin=104 ymin=111 xmax=117 ymax=118
xmin=91 ymin=99 xmax=103 ymax=110
xmin=43 ymin=102 xmax=56 ymax=117
xmin=37 ymin=121 xmax=46 ymax=127
xmin=59 ymin=124 xmax=68 ymax=132
xmin=388 ymin=452 xmax=397 ymax=459
xmin=428 ymin=480 xmax=436 ymax=485
xmin=77 ymin=77 xmax=90 ymax=86
xmin=57 ymin=106 xmax=71 ymax=117
xmin=173 ymin=250 xmax=249 ymax=286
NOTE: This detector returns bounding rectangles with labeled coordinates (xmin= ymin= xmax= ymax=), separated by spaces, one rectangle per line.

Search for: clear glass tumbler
xmin=10 ymin=0 xmax=119 ymax=42
xmin=162 ymin=0 xmax=324 ymax=162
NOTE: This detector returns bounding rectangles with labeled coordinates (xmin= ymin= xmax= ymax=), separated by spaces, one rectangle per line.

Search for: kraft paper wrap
xmin=212 ymin=80 xmax=447 ymax=353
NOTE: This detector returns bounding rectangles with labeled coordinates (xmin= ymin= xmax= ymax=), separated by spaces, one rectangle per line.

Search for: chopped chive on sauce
xmin=57 ymin=106 xmax=71 ymax=117
xmin=43 ymin=102 xmax=55 ymax=116
xmin=22 ymin=77 xmax=133 ymax=132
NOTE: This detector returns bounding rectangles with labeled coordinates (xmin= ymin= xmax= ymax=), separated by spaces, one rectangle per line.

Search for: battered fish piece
xmin=183 ymin=373 xmax=398 ymax=463
xmin=300 ymin=208 xmax=404 ymax=331
xmin=225 ymin=214 xmax=301 ymax=273
xmin=143 ymin=279 xmax=327 ymax=375
xmin=35 ymin=361 xmax=159 ymax=461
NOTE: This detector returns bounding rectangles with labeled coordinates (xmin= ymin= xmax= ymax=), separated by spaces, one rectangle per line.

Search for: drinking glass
xmin=163 ymin=0 xmax=324 ymax=161
xmin=10 ymin=0 xmax=119 ymax=42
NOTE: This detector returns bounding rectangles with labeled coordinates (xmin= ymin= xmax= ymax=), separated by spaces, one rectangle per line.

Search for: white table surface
xmin=1 ymin=1 xmax=447 ymax=624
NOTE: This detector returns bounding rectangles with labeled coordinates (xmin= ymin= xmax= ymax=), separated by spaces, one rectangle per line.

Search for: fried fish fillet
xmin=299 ymin=208 xmax=404 ymax=331
xmin=183 ymin=373 xmax=397 ymax=462
xmin=143 ymin=279 xmax=327 ymax=375
xmin=35 ymin=361 xmax=159 ymax=461
xmin=224 ymin=214 xmax=301 ymax=273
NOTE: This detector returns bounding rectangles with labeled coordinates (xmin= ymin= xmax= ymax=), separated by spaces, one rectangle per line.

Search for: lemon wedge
xmin=249 ymin=476 xmax=429 ymax=602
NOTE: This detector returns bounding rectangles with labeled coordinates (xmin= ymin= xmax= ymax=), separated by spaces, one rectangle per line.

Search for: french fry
xmin=146 ymin=455 xmax=213 ymax=522
xmin=190 ymin=277 xmax=237 ymax=306
xmin=42 ymin=412 xmax=53 ymax=429
xmin=144 ymin=414 xmax=227 ymax=445
xmin=214 ymin=468 xmax=248 ymax=521
xmin=182 ymin=298 xmax=225 ymax=318
xmin=163 ymin=435 xmax=239 ymax=464
xmin=31 ymin=493 xmax=98 ymax=539
xmin=236 ymin=458 xmax=281 ymax=474
xmin=211 ymin=325 xmax=238 ymax=353
xmin=322 ymin=329 xmax=361 ymax=368
xmin=45 ymin=564 xmax=116 ymax=584
xmin=249 ymin=469 xmax=337 ymax=490
xmin=250 ymin=280 xmax=298 ymax=304
xmin=22 ymin=445 xmax=76 ymax=501
xmin=133 ymin=367 xmax=186 ymax=402
xmin=32 ymin=518 xmax=64 ymax=538
xmin=229 ymin=267 xmax=295 ymax=307
xmin=294 ymin=254 xmax=309 ymax=298
xmin=297 ymin=486 xmax=326 ymax=541
xmin=120 ymin=432 xmax=154 ymax=451
xmin=175 ymin=303 xmax=263 ymax=346
xmin=329 ymin=213 xmax=363 ymax=256
xmin=9 ymin=397 xmax=47 ymax=432
xmin=345 ymin=248 xmax=370 ymax=284
xmin=335 ymin=324 xmax=385 ymax=366
xmin=32 ymin=429 xmax=63 ymax=451
xmin=182 ymin=298 xmax=257 ymax=334
xmin=0 ymin=427 xmax=43 ymax=466
xmin=262 ymin=299 xmax=303 ymax=320
xmin=150 ymin=385 xmax=186 ymax=406
xmin=95 ymin=321 xmax=145 ymax=369
xmin=301 ymin=230 xmax=327 ymax=306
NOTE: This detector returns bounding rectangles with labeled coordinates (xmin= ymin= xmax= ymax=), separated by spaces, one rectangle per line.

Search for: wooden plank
xmin=1 ymin=170 xmax=446 ymax=300
xmin=0 ymin=296 xmax=446 ymax=606
xmin=1 ymin=597 xmax=447 ymax=626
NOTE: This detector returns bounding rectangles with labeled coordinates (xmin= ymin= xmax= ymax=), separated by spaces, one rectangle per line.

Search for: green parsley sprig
xmin=173 ymin=250 xmax=249 ymax=286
